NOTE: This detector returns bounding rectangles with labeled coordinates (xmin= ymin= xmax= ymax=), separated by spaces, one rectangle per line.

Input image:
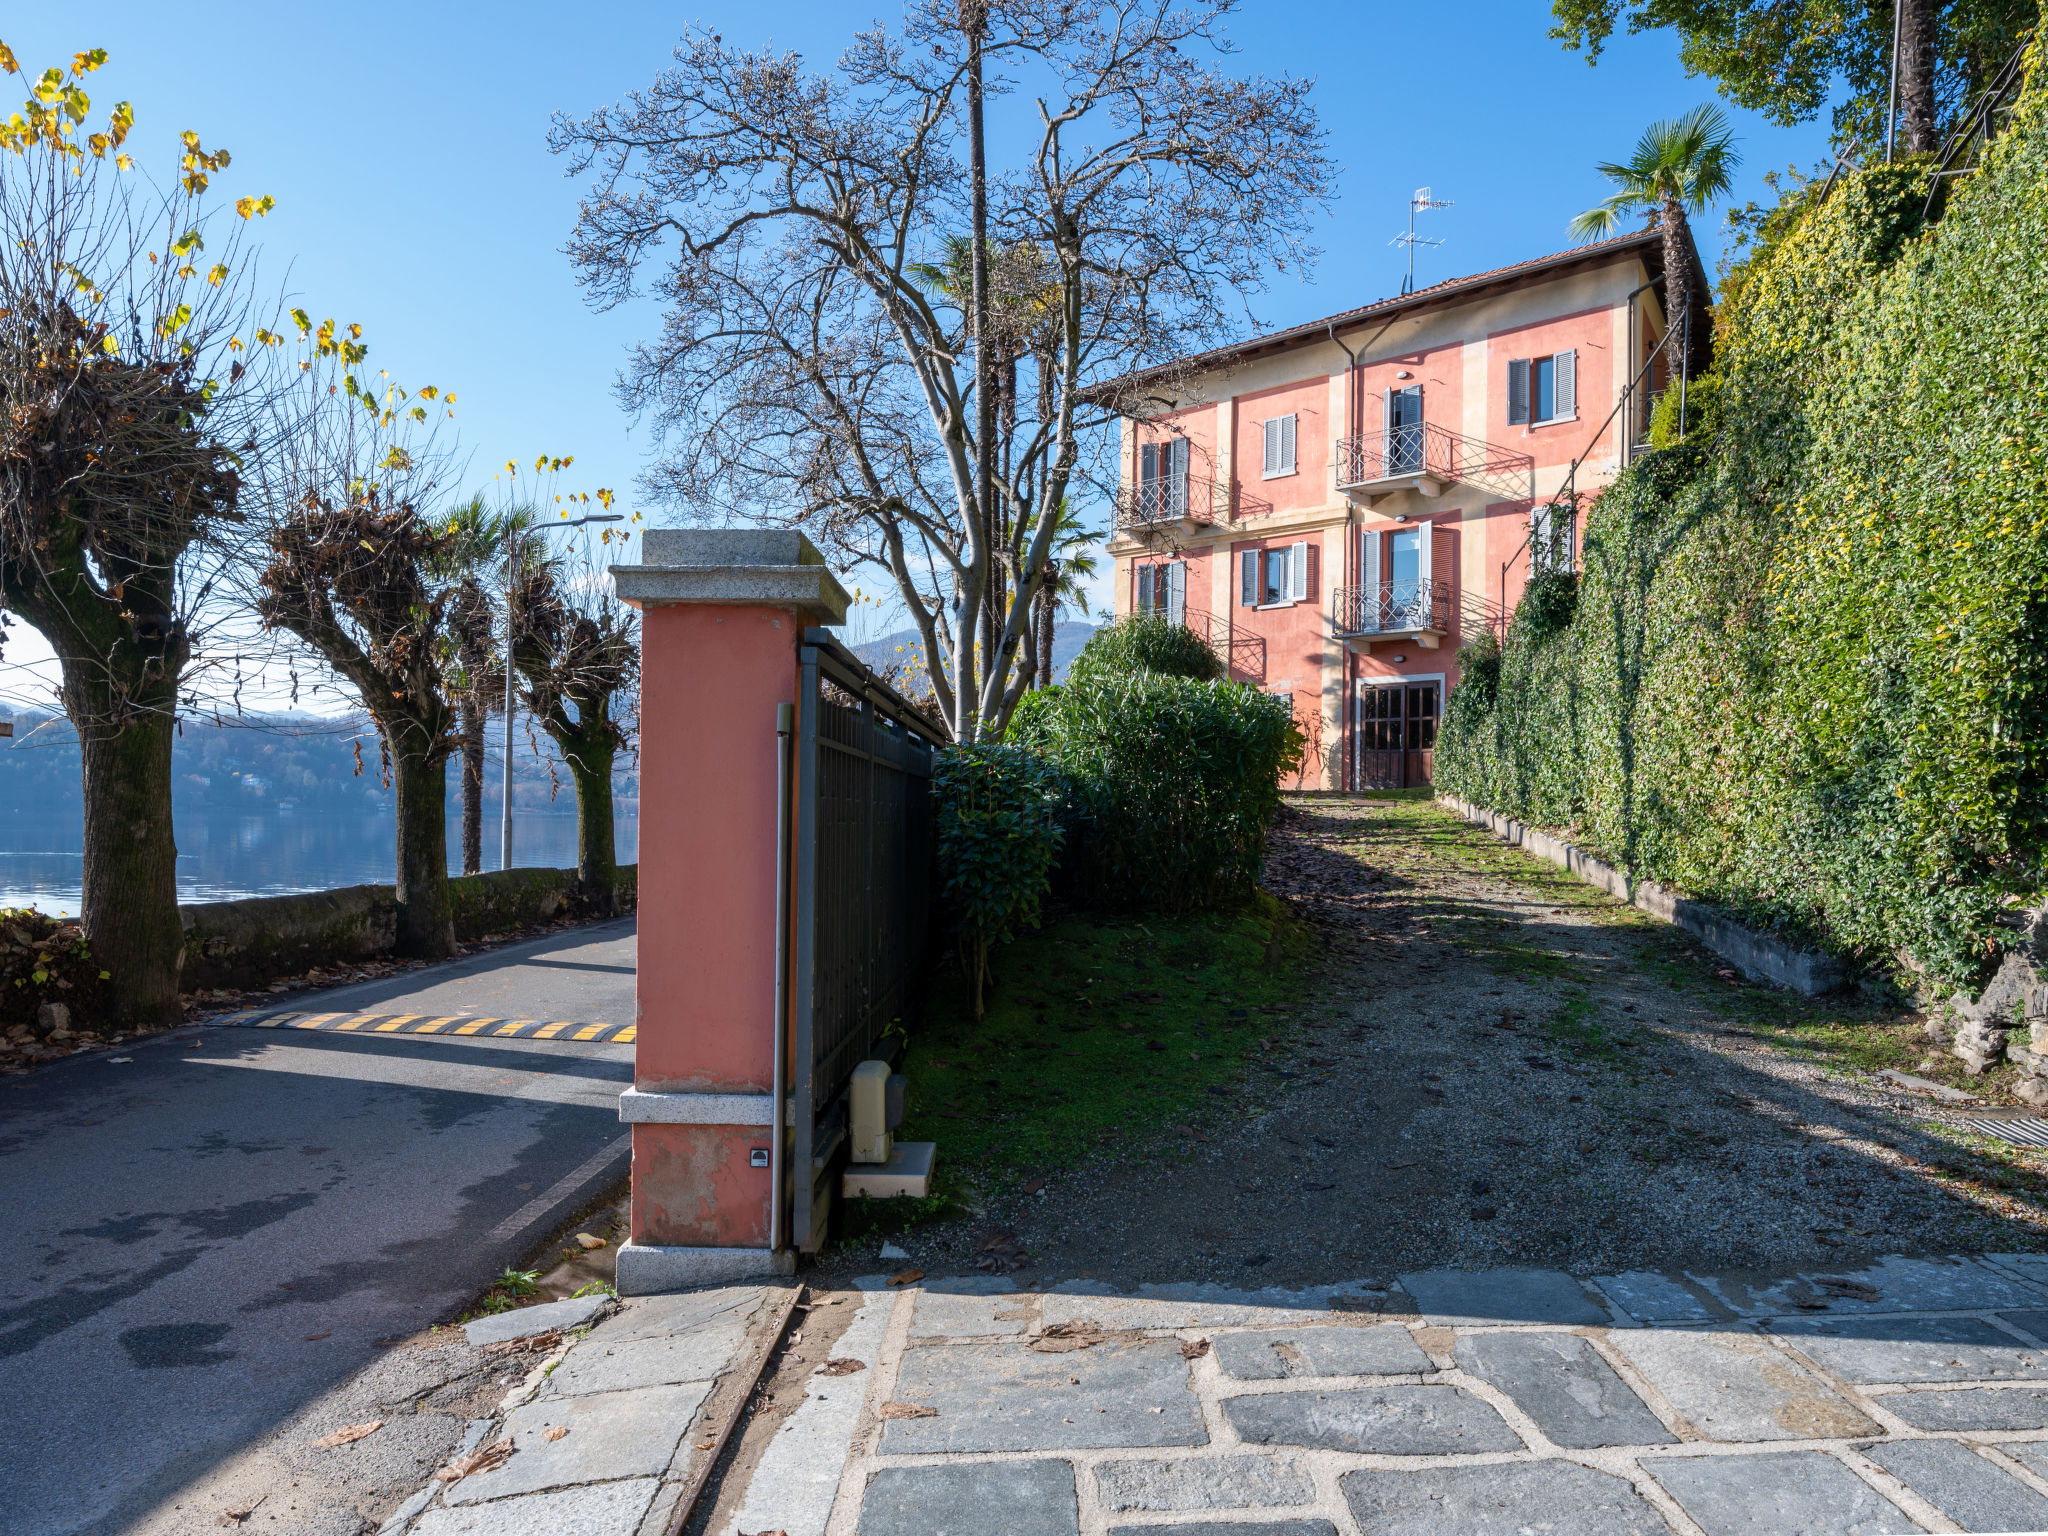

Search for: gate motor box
xmin=849 ymin=1059 xmax=907 ymax=1164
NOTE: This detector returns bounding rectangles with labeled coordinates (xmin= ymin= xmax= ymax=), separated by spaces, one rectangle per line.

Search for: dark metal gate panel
xmin=789 ymin=630 xmax=940 ymax=1253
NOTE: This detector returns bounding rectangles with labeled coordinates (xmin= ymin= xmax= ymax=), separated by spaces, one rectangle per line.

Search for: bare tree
xmin=0 ymin=42 xmax=285 ymax=1022
xmin=508 ymin=524 xmax=638 ymax=914
xmin=251 ymin=336 xmax=464 ymax=958
xmin=550 ymin=0 xmax=1330 ymax=741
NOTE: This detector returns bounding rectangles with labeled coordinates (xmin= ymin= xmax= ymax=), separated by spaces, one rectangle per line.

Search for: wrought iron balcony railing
xmin=1332 ymin=579 xmax=1453 ymax=639
xmin=1114 ymin=472 xmax=1220 ymax=531
xmin=1116 ymin=606 xmax=1268 ymax=681
xmin=1337 ymin=424 xmax=1534 ymax=503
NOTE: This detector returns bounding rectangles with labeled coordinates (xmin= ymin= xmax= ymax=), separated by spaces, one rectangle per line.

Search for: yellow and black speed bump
xmin=213 ymin=1011 xmax=636 ymax=1044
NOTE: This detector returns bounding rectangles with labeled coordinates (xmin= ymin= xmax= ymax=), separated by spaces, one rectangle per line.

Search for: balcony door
xmin=1388 ymin=525 xmax=1428 ymax=628
xmin=1135 ymin=560 xmax=1186 ymax=624
xmin=1384 ymin=386 xmax=1423 ymax=474
xmin=1354 ymin=677 xmax=1441 ymax=790
xmin=1139 ymin=436 xmax=1189 ymax=521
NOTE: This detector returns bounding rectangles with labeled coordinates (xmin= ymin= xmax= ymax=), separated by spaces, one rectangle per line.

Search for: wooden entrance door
xmin=1354 ymin=680 xmax=1440 ymax=789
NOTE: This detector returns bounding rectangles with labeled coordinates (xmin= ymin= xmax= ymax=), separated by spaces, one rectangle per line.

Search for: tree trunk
xmin=563 ymin=734 xmax=619 ymax=916
xmin=459 ymin=699 xmax=485 ymax=876
xmin=1897 ymin=0 xmax=1939 ymax=154
xmin=388 ymin=725 xmax=454 ymax=958
xmin=76 ymin=709 xmax=184 ymax=1024
xmin=1660 ymin=198 xmax=1690 ymax=382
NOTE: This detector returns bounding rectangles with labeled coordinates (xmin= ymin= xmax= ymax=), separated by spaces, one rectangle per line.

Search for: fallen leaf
xmin=434 ymin=1439 xmax=513 ymax=1482
xmin=303 ymin=1330 xmax=332 ymax=1342
xmin=574 ymin=1233 xmax=606 ymax=1250
xmin=695 ymin=1439 xmax=717 ymax=1450
xmin=1330 ymin=1293 xmax=1387 ymax=1313
xmin=1179 ymin=1338 xmax=1211 ymax=1359
xmin=817 ymin=1357 xmax=866 ymax=1376
xmin=1032 ymin=1320 xmax=1107 ymax=1353
xmin=885 ymin=1268 xmax=925 ymax=1287
xmin=1020 ymin=1177 xmax=1046 ymax=1195
xmin=543 ymin=1425 xmax=569 ymax=1442
xmin=216 ymin=1495 xmax=264 ymax=1526
xmin=483 ymin=1329 xmax=562 ymax=1357
xmin=879 ymin=1401 xmax=937 ymax=1419
xmin=1813 ymin=1275 xmax=1881 ymax=1301
xmin=313 ymin=1420 xmax=382 ymax=1448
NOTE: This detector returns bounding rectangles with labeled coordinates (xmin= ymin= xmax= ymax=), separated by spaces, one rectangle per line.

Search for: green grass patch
xmin=893 ymin=892 xmax=1315 ymax=1191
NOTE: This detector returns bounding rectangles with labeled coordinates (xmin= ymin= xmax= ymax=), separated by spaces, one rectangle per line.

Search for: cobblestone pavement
xmin=787 ymin=1257 xmax=2048 ymax=1536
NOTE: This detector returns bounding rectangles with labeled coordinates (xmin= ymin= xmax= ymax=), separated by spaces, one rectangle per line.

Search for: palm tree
xmin=430 ymin=495 xmax=526 ymax=876
xmin=1031 ymin=503 xmax=1102 ymax=689
xmin=1570 ymin=104 xmax=1740 ymax=377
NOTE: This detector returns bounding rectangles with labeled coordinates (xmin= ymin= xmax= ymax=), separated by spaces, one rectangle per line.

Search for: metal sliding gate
xmin=787 ymin=629 xmax=943 ymax=1252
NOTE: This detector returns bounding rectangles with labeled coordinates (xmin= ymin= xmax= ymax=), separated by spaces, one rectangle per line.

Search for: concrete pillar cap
xmin=610 ymin=529 xmax=850 ymax=624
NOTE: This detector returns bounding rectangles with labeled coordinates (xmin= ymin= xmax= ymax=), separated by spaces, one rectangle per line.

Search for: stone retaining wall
xmin=1436 ymin=794 xmax=1848 ymax=996
xmin=178 ymin=865 xmax=637 ymax=992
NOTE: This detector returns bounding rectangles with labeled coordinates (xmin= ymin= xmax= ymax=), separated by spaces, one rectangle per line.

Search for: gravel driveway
xmin=828 ymin=796 xmax=2048 ymax=1288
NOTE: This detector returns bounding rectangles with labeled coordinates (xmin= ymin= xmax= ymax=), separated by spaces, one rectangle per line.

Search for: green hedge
xmin=1009 ymin=672 xmax=1300 ymax=914
xmin=1437 ymin=44 xmax=2048 ymax=989
xmin=1066 ymin=614 xmax=1224 ymax=684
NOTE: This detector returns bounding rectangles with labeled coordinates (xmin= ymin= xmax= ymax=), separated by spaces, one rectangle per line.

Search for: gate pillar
xmin=608 ymin=530 xmax=849 ymax=1291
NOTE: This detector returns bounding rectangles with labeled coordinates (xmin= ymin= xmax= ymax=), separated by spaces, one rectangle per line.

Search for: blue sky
xmin=0 ymin=1 xmax=1837 ymax=708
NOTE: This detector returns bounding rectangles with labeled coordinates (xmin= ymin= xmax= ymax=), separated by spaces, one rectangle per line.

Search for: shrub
xmin=0 ymin=908 xmax=110 ymax=1034
xmin=931 ymin=744 xmax=1066 ymax=1018
xmin=1066 ymin=614 xmax=1223 ymax=684
xmin=1010 ymin=672 xmax=1299 ymax=914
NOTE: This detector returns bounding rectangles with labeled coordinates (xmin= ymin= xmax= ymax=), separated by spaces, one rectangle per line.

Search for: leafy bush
xmin=1010 ymin=672 xmax=1299 ymax=914
xmin=1439 ymin=48 xmax=2048 ymax=988
xmin=1066 ymin=614 xmax=1223 ymax=684
xmin=0 ymin=908 xmax=109 ymax=1033
xmin=931 ymin=744 xmax=1066 ymax=1017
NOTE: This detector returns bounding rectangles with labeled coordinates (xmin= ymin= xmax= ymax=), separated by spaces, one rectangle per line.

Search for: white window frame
xmin=1254 ymin=539 xmax=1311 ymax=609
xmin=1508 ymin=349 xmax=1578 ymax=427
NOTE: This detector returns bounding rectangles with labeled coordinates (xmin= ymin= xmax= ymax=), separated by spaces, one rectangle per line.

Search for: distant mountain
xmin=852 ymin=620 xmax=1099 ymax=685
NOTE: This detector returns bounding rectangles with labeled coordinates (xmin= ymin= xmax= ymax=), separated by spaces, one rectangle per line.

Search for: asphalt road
xmin=0 ymin=918 xmax=637 ymax=1536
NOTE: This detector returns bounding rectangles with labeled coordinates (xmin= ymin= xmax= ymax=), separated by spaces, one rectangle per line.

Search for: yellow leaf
xmin=0 ymin=43 xmax=18 ymax=75
xmin=72 ymin=49 xmax=107 ymax=76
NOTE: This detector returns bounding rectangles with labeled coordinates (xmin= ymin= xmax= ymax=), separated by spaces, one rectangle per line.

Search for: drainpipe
xmin=770 ymin=700 xmax=794 ymax=1255
xmin=1329 ymin=321 xmax=1364 ymax=793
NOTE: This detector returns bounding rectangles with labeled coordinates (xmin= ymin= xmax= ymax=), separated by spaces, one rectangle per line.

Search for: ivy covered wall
xmin=1437 ymin=44 xmax=2048 ymax=990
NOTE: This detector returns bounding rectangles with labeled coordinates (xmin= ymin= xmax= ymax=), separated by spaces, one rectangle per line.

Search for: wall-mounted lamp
xmin=1395 ymin=370 xmax=1414 ymax=380
xmin=1394 ymin=514 xmax=1410 ymax=523
xmin=1393 ymin=654 xmax=1408 ymax=663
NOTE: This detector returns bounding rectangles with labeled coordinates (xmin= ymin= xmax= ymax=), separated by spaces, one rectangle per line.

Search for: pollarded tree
xmin=253 ymin=333 xmax=464 ymax=958
xmin=550 ymin=0 xmax=1331 ymax=743
xmin=0 ymin=41 xmax=282 ymax=1022
xmin=508 ymin=518 xmax=638 ymax=914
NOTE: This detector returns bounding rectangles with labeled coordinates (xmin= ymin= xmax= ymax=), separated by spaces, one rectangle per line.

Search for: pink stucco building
xmin=1109 ymin=229 xmax=1709 ymax=790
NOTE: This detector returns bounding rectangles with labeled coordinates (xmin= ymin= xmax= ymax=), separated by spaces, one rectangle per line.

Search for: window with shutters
xmin=1506 ymin=349 xmax=1577 ymax=426
xmin=1261 ymin=414 xmax=1297 ymax=478
xmin=1136 ymin=560 xmax=1186 ymax=618
xmin=1249 ymin=541 xmax=1312 ymax=606
xmin=1138 ymin=436 xmax=1190 ymax=519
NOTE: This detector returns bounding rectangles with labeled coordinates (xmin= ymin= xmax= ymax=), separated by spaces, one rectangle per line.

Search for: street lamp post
xmin=500 ymin=513 xmax=624 ymax=873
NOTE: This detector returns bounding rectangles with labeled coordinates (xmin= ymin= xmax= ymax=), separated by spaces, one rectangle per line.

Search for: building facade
xmin=1108 ymin=229 xmax=1707 ymax=790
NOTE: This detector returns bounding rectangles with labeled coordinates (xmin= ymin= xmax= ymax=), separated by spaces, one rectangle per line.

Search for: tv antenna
xmin=1390 ymin=186 xmax=1453 ymax=294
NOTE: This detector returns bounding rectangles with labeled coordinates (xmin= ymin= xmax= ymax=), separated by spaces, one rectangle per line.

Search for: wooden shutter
xmin=1507 ymin=359 xmax=1530 ymax=425
xmin=1170 ymin=436 xmax=1190 ymax=515
xmin=1262 ymin=418 xmax=1281 ymax=476
xmin=1167 ymin=561 xmax=1187 ymax=624
xmin=1279 ymin=414 xmax=1297 ymax=475
xmin=1240 ymin=549 xmax=1257 ymax=607
xmin=1555 ymin=350 xmax=1576 ymax=419
xmin=1289 ymin=540 xmax=1309 ymax=602
xmin=1136 ymin=563 xmax=1155 ymax=612
xmin=1432 ymin=525 xmax=1456 ymax=628
xmin=1415 ymin=521 xmax=1432 ymax=592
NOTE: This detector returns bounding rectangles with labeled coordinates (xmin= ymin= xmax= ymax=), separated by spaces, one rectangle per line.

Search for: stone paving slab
xmin=1605 ymin=1325 xmax=1880 ymax=1441
xmin=1454 ymin=1330 xmax=1678 ymax=1449
xmin=1106 ymin=1522 xmax=1338 ymax=1536
xmin=460 ymin=1293 xmax=610 ymax=1346
xmin=1879 ymin=1385 xmax=2048 ymax=1430
xmin=1399 ymin=1268 xmax=1614 ymax=1328
xmin=858 ymin=1459 xmax=1078 ymax=1536
xmin=1212 ymin=1323 xmax=1431 ymax=1380
xmin=540 ymin=1315 xmax=752 ymax=1397
xmin=1340 ymin=1460 xmax=1673 ymax=1535
xmin=1594 ymin=1270 xmax=1724 ymax=1326
xmin=1642 ymin=1451 xmax=1915 ymax=1536
xmin=909 ymin=1277 xmax=1024 ymax=1338
xmin=1092 ymin=1453 xmax=1316 ymax=1511
xmin=1695 ymin=1256 xmax=2046 ymax=1319
xmin=2010 ymin=1442 xmax=2048 ymax=1480
xmin=880 ymin=1339 xmax=1205 ymax=1454
xmin=1998 ymin=1308 xmax=2048 ymax=1345
xmin=440 ymin=1381 xmax=709 ymax=1505
xmin=1223 ymin=1384 xmax=1524 ymax=1454
xmin=1863 ymin=1437 xmax=2048 ymax=1532
xmin=1039 ymin=1282 xmax=1345 ymax=1331
xmin=1775 ymin=1313 xmax=2048 ymax=1385
xmin=408 ymin=1477 xmax=660 ymax=1536
xmin=602 ymin=1285 xmax=768 ymax=1343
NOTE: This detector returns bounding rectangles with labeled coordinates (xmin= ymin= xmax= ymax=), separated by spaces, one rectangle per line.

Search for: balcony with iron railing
xmin=1336 ymin=423 xmax=1534 ymax=505
xmin=1114 ymin=471 xmax=1221 ymax=533
xmin=1331 ymin=578 xmax=1453 ymax=646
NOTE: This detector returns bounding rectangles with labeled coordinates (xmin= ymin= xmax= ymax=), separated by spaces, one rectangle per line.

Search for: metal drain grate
xmin=1950 ymin=1116 xmax=2048 ymax=1147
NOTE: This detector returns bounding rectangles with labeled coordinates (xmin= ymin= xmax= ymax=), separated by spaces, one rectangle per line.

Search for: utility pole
xmin=1390 ymin=187 xmax=1452 ymax=294
xmin=500 ymin=511 xmax=623 ymax=872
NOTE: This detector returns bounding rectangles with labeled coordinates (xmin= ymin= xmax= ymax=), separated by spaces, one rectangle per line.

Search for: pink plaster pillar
xmin=609 ymin=530 xmax=849 ymax=1292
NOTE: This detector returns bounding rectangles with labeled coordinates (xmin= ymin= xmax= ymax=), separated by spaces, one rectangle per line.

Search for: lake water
xmin=0 ymin=804 xmax=641 ymax=917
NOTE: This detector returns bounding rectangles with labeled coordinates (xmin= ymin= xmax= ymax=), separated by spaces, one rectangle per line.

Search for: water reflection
xmin=0 ymin=805 xmax=640 ymax=917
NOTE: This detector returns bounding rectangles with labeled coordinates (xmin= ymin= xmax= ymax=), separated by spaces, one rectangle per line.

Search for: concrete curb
xmin=616 ymin=1241 xmax=796 ymax=1294
xmin=1436 ymin=793 xmax=1849 ymax=996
